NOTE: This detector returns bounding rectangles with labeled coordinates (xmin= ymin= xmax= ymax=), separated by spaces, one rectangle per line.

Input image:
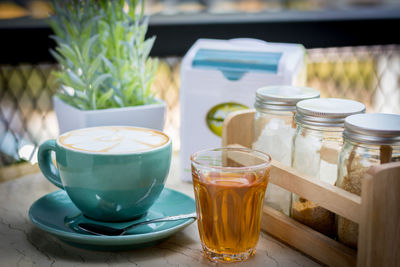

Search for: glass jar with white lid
xmin=336 ymin=113 xmax=400 ymax=248
xmin=252 ymin=85 xmax=320 ymax=215
xmin=291 ymin=98 xmax=365 ymax=237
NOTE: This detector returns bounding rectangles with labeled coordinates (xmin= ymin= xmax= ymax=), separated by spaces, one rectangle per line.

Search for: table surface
xmin=0 ymin=153 xmax=320 ymax=266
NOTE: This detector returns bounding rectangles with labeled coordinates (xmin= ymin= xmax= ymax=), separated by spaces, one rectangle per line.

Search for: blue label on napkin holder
xmin=192 ymin=49 xmax=282 ymax=81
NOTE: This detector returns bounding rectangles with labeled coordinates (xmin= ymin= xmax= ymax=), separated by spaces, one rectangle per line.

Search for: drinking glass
xmin=191 ymin=147 xmax=271 ymax=263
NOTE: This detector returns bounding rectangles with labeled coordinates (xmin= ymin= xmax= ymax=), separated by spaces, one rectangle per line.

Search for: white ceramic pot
xmin=53 ymin=96 xmax=166 ymax=134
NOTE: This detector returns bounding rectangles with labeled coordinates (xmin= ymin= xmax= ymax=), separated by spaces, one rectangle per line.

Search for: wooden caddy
xmin=222 ymin=109 xmax=400 ymax=267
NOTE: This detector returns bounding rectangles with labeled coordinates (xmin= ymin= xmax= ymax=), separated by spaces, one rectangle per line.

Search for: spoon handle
xmin=126 ymin=212 xmax=197 ymax=230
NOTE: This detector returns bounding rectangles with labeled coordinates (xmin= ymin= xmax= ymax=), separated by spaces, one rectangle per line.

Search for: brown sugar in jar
xmin=291 ymin=197 xmax=335 ymax=237
xmin=291 ymin=98 xmax=365 ymax=237
xmin=337 ymin=114 xmax=400 ymax=249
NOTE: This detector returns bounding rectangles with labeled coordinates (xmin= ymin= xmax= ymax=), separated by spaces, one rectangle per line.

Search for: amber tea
xmin=191 ymin=148 xmax=271 ymax=263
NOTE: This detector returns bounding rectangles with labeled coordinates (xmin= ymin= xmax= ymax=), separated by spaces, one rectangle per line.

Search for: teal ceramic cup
xmin=37 ymin=126 xmax=172 ymax=222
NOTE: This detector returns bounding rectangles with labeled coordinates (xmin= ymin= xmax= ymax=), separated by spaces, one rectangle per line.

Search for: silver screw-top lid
xmin=344 ymin=113 xmax=400 ymax=145
xmin=295 ymin=98 xmax=366 ymax=128
xmin=255 ymin=86 xmax=320 ymax=111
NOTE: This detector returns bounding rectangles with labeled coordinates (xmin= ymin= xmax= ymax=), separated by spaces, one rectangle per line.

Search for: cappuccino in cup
xmin=58 ymin=126 xmax=169 ymax=154
xmin=38 ymin=126 xmax=172 ymax=222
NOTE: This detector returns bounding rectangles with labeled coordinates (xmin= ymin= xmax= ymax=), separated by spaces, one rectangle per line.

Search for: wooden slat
xmin=270 ymin=159 xmax=361 ymax=224
xmin=262 ymin=205 xmax=357 ymax=267
xmin=225 ymin=144 xmax=362 ymax=223
xmin=222 ymin=109 xmax=254 ymax=148
xmin=357 ymin=162 xmax=400 ymax=267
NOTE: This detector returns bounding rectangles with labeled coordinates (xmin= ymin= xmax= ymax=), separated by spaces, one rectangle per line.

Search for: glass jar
xmin=253 ymin=86 xmax=320 ymax=215
xmin=291 ymin=98 xmax=365 ymax=237
xmin=336 ymin=113 xmax=400 ymax=248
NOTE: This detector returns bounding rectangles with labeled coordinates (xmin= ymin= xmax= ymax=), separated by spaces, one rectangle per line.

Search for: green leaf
xmin=57 ymin=43 xmax=77 ymax=63
xmin=64 ymin=17 xmax=79 ymax=39
xmin=82 ymin=34 xmax=99 ymax=64
xmin=66 ymin=70 xmax=86 ymax=90
xmin=123 ymin=79 xmax=139 ymax=99
xmin=56 ymin=93 xmax=75 ymax=105
xmin=97 ymin=88 xmax=114 ymax=108
xmin=49 ymin=49 xmax=68 ymax=67
xmin=49 ymin=35 xmax=65 ymax=46
xmin=74 ymin=90 xmax=90 ymax=101
xmin=47 ymin=16 xmax=64 ymax=39
xmin=141 ymin=36 xmax=155 ymax=60
xmin=101 ymin=55 xmax=116 ymax=74
xmin=112 ymin=94 xmax=125 ymax=107
xmin=51 ymin=70 xmax=64 ymax=80
xmin=82 ymin=15 xmax=102 ymax=41
xmin=71 ymin=42 xmax=84 ymax=66
xmin=92 ymin=73 xmax=111 ymax=90
xmin=86 ymin=53 xmax=103 ymax=82
xmin=57 ymin=93 xmax=89 ymax=110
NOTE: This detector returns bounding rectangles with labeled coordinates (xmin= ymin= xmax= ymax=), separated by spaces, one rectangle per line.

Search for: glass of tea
xmin=191 ymin=147 xmax=271 ymax=263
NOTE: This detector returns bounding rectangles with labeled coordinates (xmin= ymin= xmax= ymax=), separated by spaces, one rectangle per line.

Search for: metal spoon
xmin=78 ymin=212 xmax=197 ymax=236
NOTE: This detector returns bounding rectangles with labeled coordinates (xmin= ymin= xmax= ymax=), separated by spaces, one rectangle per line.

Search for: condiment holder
xmin=253 ymin=85 xmax=320 ymax=215
xmin=222 ymin=109 xmax=400 ymax=267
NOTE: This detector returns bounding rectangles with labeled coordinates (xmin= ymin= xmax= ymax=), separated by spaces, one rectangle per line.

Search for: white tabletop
xmin=0 ymin=152 xmax=320 ymax=266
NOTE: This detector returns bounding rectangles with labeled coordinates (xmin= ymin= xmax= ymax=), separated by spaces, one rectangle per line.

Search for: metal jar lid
xmin=254 ymin=86 xmax=320 ymax=112
xmin=343 ymin=113 xmax=400 ymax=145
xmin=295 ymin=98 xmax=366 ymax=128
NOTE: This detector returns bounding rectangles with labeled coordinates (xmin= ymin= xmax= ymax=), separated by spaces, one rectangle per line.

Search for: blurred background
xmin=0 ymin=0 xmax=400 ymax=172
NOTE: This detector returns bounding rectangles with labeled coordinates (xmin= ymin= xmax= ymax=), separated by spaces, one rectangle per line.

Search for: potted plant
xmin=48 ymin=0 xmax=164 ymax=133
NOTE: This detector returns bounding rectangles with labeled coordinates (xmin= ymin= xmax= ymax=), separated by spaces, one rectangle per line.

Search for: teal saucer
xmin=29 ymin=188 xmax=196 ymax=251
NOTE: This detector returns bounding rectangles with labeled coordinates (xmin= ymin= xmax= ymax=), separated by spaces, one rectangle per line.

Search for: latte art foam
xmin=59 ymin=126 xmax=169 ymax=153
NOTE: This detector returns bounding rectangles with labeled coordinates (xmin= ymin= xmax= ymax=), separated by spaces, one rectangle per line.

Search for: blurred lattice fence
xmin=0 ymin=64 xmax=58 ymax=166
xmin=1 ymin=45 xmax=400 ymax=166
xmin=307 ymin=45 xmax=400 ymax=113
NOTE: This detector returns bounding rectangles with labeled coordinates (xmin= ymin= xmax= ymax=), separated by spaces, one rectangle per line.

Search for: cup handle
xmin=38 ymin=139 xmax=64 ymax=189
